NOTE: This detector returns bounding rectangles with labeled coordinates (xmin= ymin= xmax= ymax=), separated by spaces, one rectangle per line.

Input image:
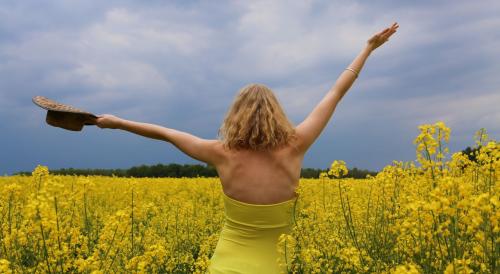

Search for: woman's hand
xmin=367 ymin=22 xmax=399 ymax=51
xmin=95 ymin=114 xmax=122 ymax=129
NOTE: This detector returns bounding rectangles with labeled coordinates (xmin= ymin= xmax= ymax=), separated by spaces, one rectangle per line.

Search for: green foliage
xmin=13 ymin=164 xmax=378 ymax=178
xmin=461 ymin=146 xmax=481 ymax=163
xmin=13 ymin=163 xmax=217 ymax=178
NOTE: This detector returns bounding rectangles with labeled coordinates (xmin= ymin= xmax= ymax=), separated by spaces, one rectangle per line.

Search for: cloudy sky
xmin=1 ymin=0 xmax=499 ymax=175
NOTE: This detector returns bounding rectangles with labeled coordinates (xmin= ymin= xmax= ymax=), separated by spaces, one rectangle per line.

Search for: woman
xmin=96 ymin=22 xmax=399 ymax=273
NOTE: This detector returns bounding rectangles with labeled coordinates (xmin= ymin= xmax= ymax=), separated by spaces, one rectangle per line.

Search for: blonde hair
xmin=217 ymin=83 xmax=297 ymax=151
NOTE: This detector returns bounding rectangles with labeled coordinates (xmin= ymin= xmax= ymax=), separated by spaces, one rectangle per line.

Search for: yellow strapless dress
xmin=207 ymin=191 xmax=298 ymax=274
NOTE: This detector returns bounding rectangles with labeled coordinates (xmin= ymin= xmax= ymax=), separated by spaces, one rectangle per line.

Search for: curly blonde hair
xmin=217 ymin=83 xmax=297 ymax=151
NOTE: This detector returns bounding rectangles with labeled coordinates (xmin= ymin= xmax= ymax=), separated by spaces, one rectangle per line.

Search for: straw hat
xmin=32 ymin=96 xmax=98 ymax=131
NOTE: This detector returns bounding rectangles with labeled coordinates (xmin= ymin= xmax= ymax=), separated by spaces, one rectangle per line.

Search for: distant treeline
xmin=13 ymin=163 xmax=378 ymax=179
xmin=11 ymin=146 xmax=486 ymax=178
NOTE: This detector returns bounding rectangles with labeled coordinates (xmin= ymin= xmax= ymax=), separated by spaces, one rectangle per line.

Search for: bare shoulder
xmin=287 ymin=131 xmax=308 ymax=157
xmin=207 ymin=139 xmax=229 ymax=166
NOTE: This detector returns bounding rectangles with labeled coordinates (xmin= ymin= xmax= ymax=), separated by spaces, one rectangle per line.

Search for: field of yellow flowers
xmin=0 ymin=122 xmax=498 ymax=274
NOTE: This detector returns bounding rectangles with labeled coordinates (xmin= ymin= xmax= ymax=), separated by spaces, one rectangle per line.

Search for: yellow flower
xmin=0 ymin=259 xmax=12 ymax=274
xmin=328 ymin=160 xmax=348 ymax=178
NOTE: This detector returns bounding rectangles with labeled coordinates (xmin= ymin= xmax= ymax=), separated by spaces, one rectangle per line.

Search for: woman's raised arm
xmin=294 ymin=22 xmax=399 ymax=154
xmin=95 ymin=114 xmax=224 ymax=166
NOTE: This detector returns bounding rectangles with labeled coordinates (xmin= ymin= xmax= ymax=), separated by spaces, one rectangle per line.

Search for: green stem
xmin=38 ymin=209 xmax=53 ymax=274
xmin=131 ymin=188 xmax=134 ymax=258
xmin=54 ymin=196 xmax=64 ymax=274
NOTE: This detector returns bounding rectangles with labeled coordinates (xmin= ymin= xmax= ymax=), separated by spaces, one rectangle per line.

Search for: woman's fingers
xmin=367 ymin=22 xmax=399 ymax=50
xmin=377 ymin=22 xmax=397 ymax=33
xmin=391 ymin=23 xmax=399 ymax=32
xmin=383 ymin=23 xmax=398 ymax=38
xmin=386 ymin=23 xmax=398 ymax=32
xmin=379 ymin=24 xmax=396 ymax=36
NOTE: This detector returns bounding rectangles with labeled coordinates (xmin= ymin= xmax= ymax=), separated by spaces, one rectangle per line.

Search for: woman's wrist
xmin=364 ymin=44 xmax=374 ymax=55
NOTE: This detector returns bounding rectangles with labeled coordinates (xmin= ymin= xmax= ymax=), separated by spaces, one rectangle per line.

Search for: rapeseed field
xmin=0 ymin=122 xmax=498 ymax=273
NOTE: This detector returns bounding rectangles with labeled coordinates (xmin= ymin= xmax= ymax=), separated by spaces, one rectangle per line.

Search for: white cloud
xmin=273 ymin=81 xmax=332 ymax=122
xmin=1 ymin=6 xmax=215 ymax=103
xmin=45 ymin=61 xmax=168 ymax=95
xmin=80 ymin=8 xmax=213 ymax=56
xmin=222 ymin=1 xmax=372 ymax=78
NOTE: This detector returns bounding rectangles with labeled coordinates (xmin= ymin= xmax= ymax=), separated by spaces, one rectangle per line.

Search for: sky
xmin=1 ymin=0 xmax=499 ymax=175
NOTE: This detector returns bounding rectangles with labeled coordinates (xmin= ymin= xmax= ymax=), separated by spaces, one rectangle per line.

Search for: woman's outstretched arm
xmin=294 ymin=22 xmax=399 ymax=154
xmin=95 ymin=115 xmax=223 ymax=166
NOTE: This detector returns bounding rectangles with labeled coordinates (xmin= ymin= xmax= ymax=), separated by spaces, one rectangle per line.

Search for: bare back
xmin=213 ymin=139 xmax=304 ymax=205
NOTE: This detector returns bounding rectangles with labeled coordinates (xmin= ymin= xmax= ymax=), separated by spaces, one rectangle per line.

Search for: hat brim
xmin=32 ymin=96 xmax=97 ymax=116
xmin=33 ymin=96 xmax=98 ymax=131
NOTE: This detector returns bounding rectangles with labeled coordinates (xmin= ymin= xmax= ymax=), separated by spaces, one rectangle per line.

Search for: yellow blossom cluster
xmin=328 ymin=160 xmax=349 ymax=178
xmin=277 ymin=122 xmax=499 ymax=273
xmin=0 ymin=170 xmax=224 ymax=273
